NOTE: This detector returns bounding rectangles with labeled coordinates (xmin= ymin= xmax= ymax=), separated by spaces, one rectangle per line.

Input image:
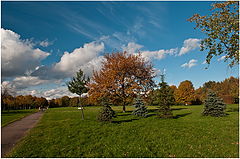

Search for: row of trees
xmin=149 ymin=76 xmax=239 ymax=106
xmin=1 ymin=94 xmax=89 ymax=111
xmin=2 ymin=95 xmax=48 ymax=110
xmin=2 ymin=75 xmax=238 ymax=111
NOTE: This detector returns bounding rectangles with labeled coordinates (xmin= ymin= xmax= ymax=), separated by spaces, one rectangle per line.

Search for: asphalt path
xmin=1 ymin=111 xmax=43 ymax=157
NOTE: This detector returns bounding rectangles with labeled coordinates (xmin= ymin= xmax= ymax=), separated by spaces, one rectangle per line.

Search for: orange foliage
xmin=175 ymin=80 xmax=195 ymax=105
xmin=88 ymin=52 xmax=155 ymax=111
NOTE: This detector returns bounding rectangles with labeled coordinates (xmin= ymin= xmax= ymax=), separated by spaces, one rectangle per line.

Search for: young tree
xmin=203 ymin=91 xmax=226 ymax=117
xmin=132 ymin=95 xmax=148 ymax=117
xmin=155 ymin=75 xmax=175 ymax=118
xmin=188 ymin=1 xmax=239 ymax=67
xmin=97 ymin=96 xmax=115 ymax=122
xmin=175 ymin=80 xmax=195 ymax=105
xmin=67 ymin=69 xmax=89 ymax=120
xmin=88 ymin=52 xmax=155 ymax=112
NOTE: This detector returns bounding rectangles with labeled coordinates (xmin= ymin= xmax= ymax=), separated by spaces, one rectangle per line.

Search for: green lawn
xmin=1 ymin=109 xmax=38 ymax=127
xmin=8 ymin=104 xmax=239 ymax=158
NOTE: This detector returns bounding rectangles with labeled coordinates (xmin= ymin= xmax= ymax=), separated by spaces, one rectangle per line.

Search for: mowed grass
xmin=1 ymin=109 xmax=38 ymax=127
xmin=8 ymin=104 xmax=239 ymax=158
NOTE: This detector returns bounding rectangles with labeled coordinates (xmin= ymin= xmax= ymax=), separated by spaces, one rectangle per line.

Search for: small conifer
xmin=97 ymin=97 xmax=115 ymax=122
xmin=132 ymin=96 xmax=148 ymax=117
xmin=203 ymin=91 xmax=226 ymax=117
xmin=156 ymin=74 xmax=174 ymax=118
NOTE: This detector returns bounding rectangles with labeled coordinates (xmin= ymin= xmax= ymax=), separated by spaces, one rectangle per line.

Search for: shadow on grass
xmin=112 ymin=118 xmax=139 ymax=124
xmin=117 ymin=113 xmax=132 ymax=117
xmin=171 ymin=108 xmax=188 ymax=111
xmin=227 ymin=108 xmax=239 ymax=112
xmin=117 ymin=108 xmax=159 ymax=116
xmin=173 ymin=113 xmax=192 ymax=119
xmin=147 ymin=109 xmax=158 ymax=113
xmin=146 ymin=113 xmax=157 ymax=117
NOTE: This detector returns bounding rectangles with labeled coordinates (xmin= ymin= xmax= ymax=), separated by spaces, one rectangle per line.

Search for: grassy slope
xmin=1 ymin=109 xmax=38 ymax=127
xmin=8 ymin=104 xmax=239 ymax=158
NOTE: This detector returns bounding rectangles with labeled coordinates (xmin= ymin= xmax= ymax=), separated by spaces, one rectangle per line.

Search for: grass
xmin=1 ymin=109 xmax=38 ymax=127
xmin=7 ymin=104 xmax=239 ymax=158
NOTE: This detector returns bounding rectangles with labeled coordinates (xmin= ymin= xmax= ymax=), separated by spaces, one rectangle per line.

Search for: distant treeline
xmin=1 ymin=76 xmax=238 ymax=110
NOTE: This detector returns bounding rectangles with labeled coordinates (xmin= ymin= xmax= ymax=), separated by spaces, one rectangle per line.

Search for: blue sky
xmin=1 ymin=1 xmax=238 ymax=99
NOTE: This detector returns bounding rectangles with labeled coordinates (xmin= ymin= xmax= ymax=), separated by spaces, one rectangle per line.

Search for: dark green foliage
xmin=156 ymin=75 xmax=174 ymax=118
xmin=98 ymin=97 xmax=115 ymax=122
xmin=67 ymin=69 xmax=89 ymax=96
xmin=67 ymin=69 xmax=89 ymax=120
xmin=203 ymin=91 xmax=226 ymax=117
xmin=97 ymin=105 xmax=115 ymax=122
xmin=132 ymin=96 xmax=148 ymax=117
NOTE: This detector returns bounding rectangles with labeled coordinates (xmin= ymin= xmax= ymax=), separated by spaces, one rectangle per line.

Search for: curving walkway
xmin=1 ymin=111 xmax=43 ymax=157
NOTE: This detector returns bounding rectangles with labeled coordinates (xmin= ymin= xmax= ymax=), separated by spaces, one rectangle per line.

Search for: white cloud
xmin=122 ymin=42 xmax=143 ymax=54
xmin=2 ymin=76 xmax=50 ymax=92
xmin=39 ymin=39 xmax=53 ymax=47
xmin=217 ymin=55 xmax=226 ymax=61
xmin=43 ymin=87 xmax=77 ymax=99
xmin=1 ymin=28 xmax=50 ymax=77
xmin=53 ymin=41 xmax=104 ymax=77
xmin=122 ymin=42 xmax=178 ymax=61
xmin=179 ymin=38 xmax=201 ymax=56
xmin=12 ymin=76 xmax=49 ymax=89
xmin=2 ymin=79 xmax=78 ymax=99
xmin=141 ymin=48 xmax=178 ymax=61
xmin=181 ymin=59 xmax=198 ymax=68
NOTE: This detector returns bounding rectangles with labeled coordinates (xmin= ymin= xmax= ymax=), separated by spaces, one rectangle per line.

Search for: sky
xmin=1 ymin=1 xmax=238 ymax=99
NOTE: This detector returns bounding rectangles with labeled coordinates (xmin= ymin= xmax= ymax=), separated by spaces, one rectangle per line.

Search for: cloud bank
xmin=1 ymin=28 xmax=50 ymax=78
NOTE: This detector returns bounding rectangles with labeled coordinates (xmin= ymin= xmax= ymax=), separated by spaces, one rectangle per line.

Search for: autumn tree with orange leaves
xmin=175 ymin=80 xmax=195 ymax=105
xmin=88 ymin=52 xmax=155 ymax=112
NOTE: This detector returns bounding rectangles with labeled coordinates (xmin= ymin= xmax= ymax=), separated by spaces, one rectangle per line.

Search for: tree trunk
xmin=123 ymin=101 xmax=126 ymax=113
xmin=123 ymin=105 xmax=126 ymax=112
xmin=79 ymin=96 xmax=84 ymax=120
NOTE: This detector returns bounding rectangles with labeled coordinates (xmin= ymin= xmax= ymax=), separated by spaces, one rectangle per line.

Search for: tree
xmin=61 ymin=96 xmax=70 ymax=107
xmin=34 ymin=97 xmax=48 ymax=108
xmin=97 ymin=96 xmax=115 ymax=122
xmin=1 ymin=82 xmax=15 ymax=110
xmin=196 ymin=76 xmax=239 ymax=104
xmin=132 ymin=95 xmax=148 ymax=117
xmin=188 ymin=1 xmax=239 ymax=67
xmin=3 ymin=95 xmax=16 ymax=110
xmin=175 ymin=80 xmax=195 ymax=105
xmin=155 ymin=75 xmax=174 ymax=118
xmin=67 ymin=69 xmax=89 ymax=120
xmin=49 ymin=99 xmax=57 ymax=108
xmin=202 ymin=91 xmax=226 ymax=117
xmin=15 ymin=95 xmax=25 ymax=109
xmin=88 ymin=52 xmax=155 ymax=112
xmin=23 ymin=95 xmax=35 ymax=109
xmin=69 ymin=97 xmax=79 ymax=107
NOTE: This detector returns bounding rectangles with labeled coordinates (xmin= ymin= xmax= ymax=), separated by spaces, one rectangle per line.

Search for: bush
xmin=202 ymin=91 xmax=226 ymax=117
xmin=132 ymin=96 xmax=148 ymax=117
